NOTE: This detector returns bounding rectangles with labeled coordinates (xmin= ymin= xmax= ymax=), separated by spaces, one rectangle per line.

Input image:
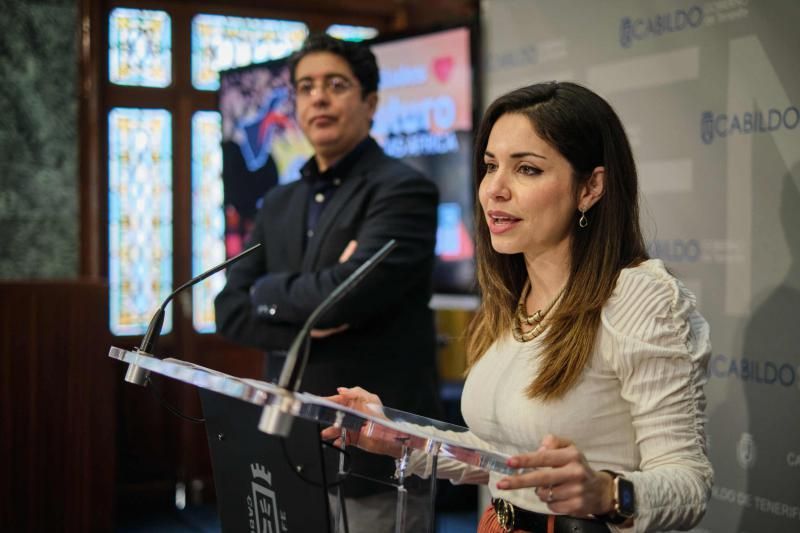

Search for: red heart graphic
xmin=432 ymin=56 xmax=454 ymax=83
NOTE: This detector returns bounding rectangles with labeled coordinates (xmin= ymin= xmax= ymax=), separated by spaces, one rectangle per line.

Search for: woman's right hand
xmin=320 ymin=386 xmax=405 ymax=458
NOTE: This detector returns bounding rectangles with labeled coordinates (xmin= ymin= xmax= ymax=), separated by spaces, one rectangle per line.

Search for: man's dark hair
xmin=288 ymin=33 xmax=379 ymax=97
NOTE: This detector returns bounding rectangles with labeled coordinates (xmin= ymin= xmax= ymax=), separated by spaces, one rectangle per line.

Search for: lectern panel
xmin=200 ymin=389 xmax=332 ymax=533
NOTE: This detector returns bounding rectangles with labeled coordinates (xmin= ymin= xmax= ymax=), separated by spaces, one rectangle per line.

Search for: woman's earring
xmin=578 ymin=208 xmax=588 ymax=228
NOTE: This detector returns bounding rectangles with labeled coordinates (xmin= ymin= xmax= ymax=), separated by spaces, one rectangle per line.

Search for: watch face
xmin=618 ymin=477 xmax=635 ymax=517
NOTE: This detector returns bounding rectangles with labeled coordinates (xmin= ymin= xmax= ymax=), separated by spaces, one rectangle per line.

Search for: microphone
xmin=259 ymin=239 xmax=397 ymax=436
xmin=124 ymin=242 xmax=262 ymax=386
xmin=279 ymin=239 xmax=398 ymax=392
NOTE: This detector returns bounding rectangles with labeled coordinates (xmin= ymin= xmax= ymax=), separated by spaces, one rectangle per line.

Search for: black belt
xmin=492 ymin=499 xmax=610 ymax=533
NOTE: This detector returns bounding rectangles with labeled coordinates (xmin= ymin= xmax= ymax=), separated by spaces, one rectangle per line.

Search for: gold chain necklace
xmin=512 ymin=279 xmax=566 ymax=342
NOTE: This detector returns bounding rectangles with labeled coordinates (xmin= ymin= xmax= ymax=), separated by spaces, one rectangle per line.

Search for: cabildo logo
xmin=708 ymin=353 xmax=800 ymax=389
xmin=713 ymin=485 xmax=800 ymax=519
xmin=701 ymin=106 xmax=800 ymax=144
xmin=619 ymin=6 xmax=704 ymax=48
xmin=647 ymin=239 xmax=701 ymax=263
xmin=619 ymin=0 xmax=751 ymax=48
xmin=737 ymin=432 xmax=757 ymax=469
xmin=246 ymin=463 xmax=287 ymax=533
xmin=788 ymin=452 xmax=800 ymax=467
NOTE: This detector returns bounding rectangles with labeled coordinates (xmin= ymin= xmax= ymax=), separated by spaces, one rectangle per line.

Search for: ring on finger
xmin=547 ymin=485 xmax=554 ymax=503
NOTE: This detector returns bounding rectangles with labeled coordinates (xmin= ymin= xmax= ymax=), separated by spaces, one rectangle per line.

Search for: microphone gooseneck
xmin=278 ymin=239 xmax=397 ymax=392
xmin=137 ymin=243 xmax=263 ymax=356
xmin=125 ymin=242 xmax=262 ymax=386
xmin=259 ymin=240 xmax=397 ymax=437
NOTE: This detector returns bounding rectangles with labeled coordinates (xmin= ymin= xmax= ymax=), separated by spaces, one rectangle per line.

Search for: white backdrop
xmin=481 ymin=1 xmax=800 ymax=531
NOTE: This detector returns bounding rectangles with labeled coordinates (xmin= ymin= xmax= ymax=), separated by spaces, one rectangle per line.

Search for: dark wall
xmin=0 ymin=0 xmax=79 ymax=279
xmin=0 ymin=280 xmax=116 ymax=531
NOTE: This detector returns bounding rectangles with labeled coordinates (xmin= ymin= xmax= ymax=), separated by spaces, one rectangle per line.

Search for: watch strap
xmin=597 ymin=470 xmax=635 ymax=525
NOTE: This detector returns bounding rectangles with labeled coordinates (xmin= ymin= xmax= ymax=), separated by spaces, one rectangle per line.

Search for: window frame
xmin=86 ymin=0 xmax=389 ymax=349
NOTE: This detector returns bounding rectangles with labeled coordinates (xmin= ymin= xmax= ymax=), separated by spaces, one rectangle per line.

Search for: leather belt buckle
xmin=493 ymin=499 xmax=516 ymax=532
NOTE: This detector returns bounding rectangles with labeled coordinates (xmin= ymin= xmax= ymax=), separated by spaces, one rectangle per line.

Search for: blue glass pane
xmin=191 ymin=14 xmax=307 ymax=91
xmin=109 ymin=8 xmax=171 ymax=88
xmin=108 ymin=108 xmax=173 ymax=336
xmin=326 ymin=24 xmax=379 ymax=42
xmin=191 ymin=111 xmax=226 ymax=333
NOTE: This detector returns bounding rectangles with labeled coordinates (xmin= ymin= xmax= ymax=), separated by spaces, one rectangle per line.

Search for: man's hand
xmin=339 ymin=240 xmax=357 ymax=263
xmin=310 ymin=324 xmax=350 ymax=338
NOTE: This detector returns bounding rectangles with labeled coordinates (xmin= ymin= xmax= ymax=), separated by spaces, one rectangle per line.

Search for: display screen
xmin=218 ymin=26 xmax=476 ymax=294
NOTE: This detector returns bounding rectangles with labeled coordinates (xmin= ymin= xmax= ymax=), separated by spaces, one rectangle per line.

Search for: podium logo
xmin=247 ymin=463 xmax=287 ymax=533
xmin=737 ymin=433 xmax=757 ymax=470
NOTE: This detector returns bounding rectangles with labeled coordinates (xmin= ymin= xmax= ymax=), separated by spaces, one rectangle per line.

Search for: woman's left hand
xmin=496 ymin=434 xmax=615 ymax=517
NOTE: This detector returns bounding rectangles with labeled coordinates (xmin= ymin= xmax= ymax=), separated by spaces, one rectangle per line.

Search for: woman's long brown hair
xmin=465 ymin=82 xmax=649 ymax=401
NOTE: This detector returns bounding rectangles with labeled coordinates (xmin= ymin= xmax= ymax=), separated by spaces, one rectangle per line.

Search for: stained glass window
xmin=191 ymin=111 xmax=226 ymax=333
xmin=109 ymin=8 xmax=172 ymax=88
xmin=108 ymin=108 xmax=173 ymax=337
xmin=191 ymin=14 xmax=308 ymax=91
xmin=326 ymin=24 xmax=379 ymax=42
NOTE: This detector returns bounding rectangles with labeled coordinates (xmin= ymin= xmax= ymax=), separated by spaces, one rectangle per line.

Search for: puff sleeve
xmin=601 ymin=261 xmax=713 ymax=532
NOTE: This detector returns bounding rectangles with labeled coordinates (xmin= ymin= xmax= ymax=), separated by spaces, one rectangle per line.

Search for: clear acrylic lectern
xmin=109 ymin=346 xmax=526 ymax=533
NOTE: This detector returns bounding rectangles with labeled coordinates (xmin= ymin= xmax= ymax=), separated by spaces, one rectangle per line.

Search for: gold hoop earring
xmin=578 ymin=209 xmax=588 ymax=228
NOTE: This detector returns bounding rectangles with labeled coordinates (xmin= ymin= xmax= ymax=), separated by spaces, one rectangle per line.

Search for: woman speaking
xmin=326 ymin=81 xmax=713 ymax=533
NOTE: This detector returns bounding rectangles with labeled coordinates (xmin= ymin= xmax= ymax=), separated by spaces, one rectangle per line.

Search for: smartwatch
xmin=599 ymin=470 xmax=635 ymax=525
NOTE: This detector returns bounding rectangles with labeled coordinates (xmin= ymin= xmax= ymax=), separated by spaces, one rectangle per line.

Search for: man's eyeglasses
xmin=294 ymin=75 xmax=357 ymax=98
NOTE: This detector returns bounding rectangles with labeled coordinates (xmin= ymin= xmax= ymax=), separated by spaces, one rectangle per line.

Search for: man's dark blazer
xmin=215 ymin=137 xmax=441 ymax=496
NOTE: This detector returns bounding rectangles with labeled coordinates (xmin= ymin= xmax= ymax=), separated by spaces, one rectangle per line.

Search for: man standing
xmin=214 ymin=34 xmax=440 ymax=531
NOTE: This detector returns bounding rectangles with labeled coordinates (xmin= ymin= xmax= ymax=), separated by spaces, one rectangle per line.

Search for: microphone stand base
xmin=124 ymin=354 xmax=151 ymax=386
xmin=258 ymin=389 xmax=296 ymax=437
